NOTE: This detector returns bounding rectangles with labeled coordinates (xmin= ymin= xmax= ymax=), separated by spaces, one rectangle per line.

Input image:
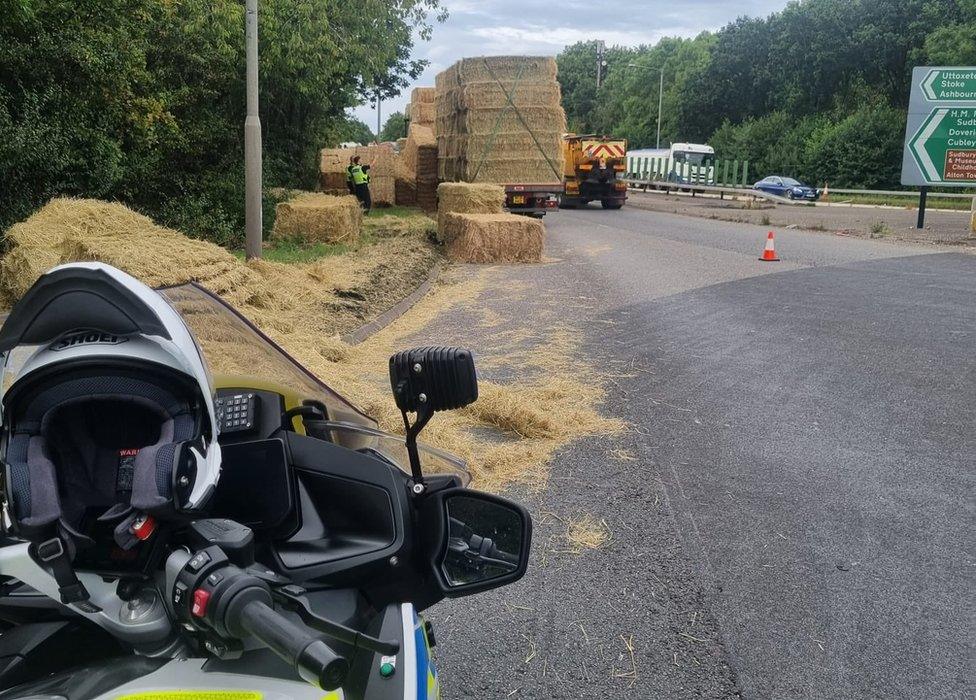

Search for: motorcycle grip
xmin=237 ymin=599 xmax=349 ymax=690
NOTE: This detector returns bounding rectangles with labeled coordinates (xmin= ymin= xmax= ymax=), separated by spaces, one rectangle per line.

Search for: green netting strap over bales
xmin=470 ymin=58 xmax=561 ymax=183
xmin=470 ymin=61 xmax=525 ymax=182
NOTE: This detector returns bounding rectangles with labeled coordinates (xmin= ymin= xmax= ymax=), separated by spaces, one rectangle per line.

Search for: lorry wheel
xmin=601 ymin=200 xmax=623 ymax=210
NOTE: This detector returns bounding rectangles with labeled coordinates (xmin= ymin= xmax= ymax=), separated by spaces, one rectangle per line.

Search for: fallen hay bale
xmin=0 ymin=198 xmax=248 ymax=305
xmin=437 ymin=182 xmax=505 ymax=215
xmin=271 ymin=193 xmax=362 ymax=244
xmin=436 ymin=182 xmax=505 ymax=234
xmin=0 ymin=199 xmax=438 ymax=340
xmin=438 ymin=212 xmax=544 ymax=263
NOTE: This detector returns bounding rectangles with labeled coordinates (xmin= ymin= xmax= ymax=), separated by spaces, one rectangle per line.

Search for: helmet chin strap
xmin=28 ymin=521 xmax=91 ymax=605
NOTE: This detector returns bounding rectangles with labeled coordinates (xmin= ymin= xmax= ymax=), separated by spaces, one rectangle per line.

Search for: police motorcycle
xmin=0 ymin=263 xmax=531 ymax=699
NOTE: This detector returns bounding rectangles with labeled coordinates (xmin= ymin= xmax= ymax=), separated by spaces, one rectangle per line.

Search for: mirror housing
xmin=389 ymin=346 xmax=478 ymax=414
xmin=427 ymin=487 xmax=532 ymax=597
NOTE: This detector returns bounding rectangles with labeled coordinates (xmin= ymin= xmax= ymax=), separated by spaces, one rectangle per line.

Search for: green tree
xmin=921 ymin=0 xmax=976 ymax=64
xmin=331 ymin=116 xmax=375 ymax=146
xmin=379 ymin=111 xmax=408 ymax=141
xmin=0 ymin=0 xmax=445 ymax=244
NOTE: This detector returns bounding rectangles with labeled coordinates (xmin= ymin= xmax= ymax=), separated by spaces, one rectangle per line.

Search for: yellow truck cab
xmin=559 ymin=134 xmax=628 ymax=209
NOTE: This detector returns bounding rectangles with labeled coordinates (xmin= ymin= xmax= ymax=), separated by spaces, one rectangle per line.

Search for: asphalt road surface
xmin=419 ymin=207 xmax=974 ymax=699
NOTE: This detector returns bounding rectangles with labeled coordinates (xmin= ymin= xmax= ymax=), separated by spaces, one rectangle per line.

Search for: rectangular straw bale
xmin=436 ymin=182 xmax=505 ymax=233
xmin=369 ymin=175 xmax=396 ymax=206
xmin=319 ymin=171 xmax=350 ymax=192
xmin=455 ymin=56 xmax=557 ymax=83
xmin=401 ymin=123 xmax=435 ymax=177
xmin=416 ymin=144 xmax=439 ymax=180
xmin=411 ymin=86 xmax=436 ymax=104
xmin=437 ymin=183 xmax=505 ymax=214
xmin=410 ymin=101 xmax=435 ymax=126
xmin=320 ymin=147 xmax=357 ymax=174
xmin=354 ymin=143 xmax=396 ymax=174
xmin=438 ymin=212 xmax=544 ymax=263
xmin=272 ymin=193 xmax=362 ymax=244
xmin=395 ymin=178 xmax=417 ymax=206
xmin=440 ymin=81 xmax=562 ymax=111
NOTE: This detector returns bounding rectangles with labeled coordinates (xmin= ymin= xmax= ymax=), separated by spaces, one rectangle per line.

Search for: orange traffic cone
xmin=759 ymin=231 xmax=780 ymax=261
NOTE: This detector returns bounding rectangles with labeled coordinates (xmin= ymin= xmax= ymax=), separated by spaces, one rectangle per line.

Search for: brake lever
xmin=274 ymin=584 xmax=401 ymax=656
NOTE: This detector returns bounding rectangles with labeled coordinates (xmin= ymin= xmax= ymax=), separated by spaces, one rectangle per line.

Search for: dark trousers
xmin=355 ymin=183 xmax=371 ymax=212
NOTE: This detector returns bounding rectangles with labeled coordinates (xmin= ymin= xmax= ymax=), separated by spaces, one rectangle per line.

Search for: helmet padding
xmin=4 ymin=368 xmax=200 ymax=540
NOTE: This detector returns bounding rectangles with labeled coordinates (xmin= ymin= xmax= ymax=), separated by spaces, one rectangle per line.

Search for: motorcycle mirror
xmin=389 ymin=346 xmax=478 ymax=414
xmin=430 ymin=488 xmax=532 ymax=597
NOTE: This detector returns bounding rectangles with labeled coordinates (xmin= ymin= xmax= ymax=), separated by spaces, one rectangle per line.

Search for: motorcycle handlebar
xmin=236 ymin=599 xmax=349 ymax=691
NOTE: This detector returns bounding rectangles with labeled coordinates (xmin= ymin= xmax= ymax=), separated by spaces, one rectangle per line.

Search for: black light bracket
xmin=401 ymin=404 xmax=433 ymax=493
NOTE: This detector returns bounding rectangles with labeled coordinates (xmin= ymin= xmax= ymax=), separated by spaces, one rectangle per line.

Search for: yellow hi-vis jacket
xmin=350 ymin=165 xmax=369 ymax=185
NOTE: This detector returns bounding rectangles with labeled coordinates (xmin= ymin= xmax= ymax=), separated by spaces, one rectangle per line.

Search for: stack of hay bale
xmin=319 ymin=144 xmax=396 ymax=205
xmin=271 ymin=192 xmax=362 ymax=245
xmin=415 ymin=144 xmax=439 ymax=212
xmin=436 ymin=183 xmax=543 ymax=263
xmin=395 ymin=86 xmax=438 ymax=209
xmin=435 ymin=56 xmax=565 ymax=184
xmin=406 ymin=87 xmax=435 ymax=128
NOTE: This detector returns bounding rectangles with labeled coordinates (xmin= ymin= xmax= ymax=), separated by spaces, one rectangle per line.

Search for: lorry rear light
xmin=614 ymin=182 xmax=628 ymax=191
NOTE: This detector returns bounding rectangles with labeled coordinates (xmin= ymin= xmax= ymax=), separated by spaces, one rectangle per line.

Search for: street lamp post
xmin=376 ymin=91 xmax=381 ymax=144
xmin=627 ymin=63 xmax=665 ymax=148
xmin=244 ymin=0 xmax=263 ymax=260
xmin=656 ymin=68 xmax=663 ymax=149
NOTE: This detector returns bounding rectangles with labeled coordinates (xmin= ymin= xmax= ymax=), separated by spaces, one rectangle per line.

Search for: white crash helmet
xmin=0 ymin=263 xmax=220 ymax=599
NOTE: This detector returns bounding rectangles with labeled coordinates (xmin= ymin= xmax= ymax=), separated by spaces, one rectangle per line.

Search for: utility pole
xmin=595 ymin=40 xmax=606 ymax=89
xmin=244 ymin=0 xmax=262 ymax=260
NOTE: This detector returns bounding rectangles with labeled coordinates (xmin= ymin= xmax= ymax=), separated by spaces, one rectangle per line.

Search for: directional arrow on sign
xmin=909 ymin=107 xmax=976 ymax=182
xmin=922 ymin=69 xmax=976 ymax=102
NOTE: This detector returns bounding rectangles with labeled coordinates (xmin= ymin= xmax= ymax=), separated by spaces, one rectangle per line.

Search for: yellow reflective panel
xmin=115 ymin=693 xmax=262 ymax=700
xmin=321 ymin=693 xmax=343 ymax=700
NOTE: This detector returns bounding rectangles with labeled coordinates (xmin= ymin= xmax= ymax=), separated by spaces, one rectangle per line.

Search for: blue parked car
xmin=753 ymin=176 xmax=819 ymax=200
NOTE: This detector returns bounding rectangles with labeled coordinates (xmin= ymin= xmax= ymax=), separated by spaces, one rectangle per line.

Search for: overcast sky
xmin=352 ymin=0 xmax=791 ymax=131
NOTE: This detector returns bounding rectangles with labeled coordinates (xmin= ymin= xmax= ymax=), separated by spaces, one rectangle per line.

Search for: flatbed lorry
xmin=505 ymin=183 xmax=561 ymax=216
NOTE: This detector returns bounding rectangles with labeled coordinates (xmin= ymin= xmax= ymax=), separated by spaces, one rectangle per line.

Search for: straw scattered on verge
xmin=0 ymin=199 xmax=623 ymax=491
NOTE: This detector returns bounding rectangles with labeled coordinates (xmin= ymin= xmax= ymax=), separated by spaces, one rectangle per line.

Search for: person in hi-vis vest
xmin=349 ymin=156 xmax=371 ymax=213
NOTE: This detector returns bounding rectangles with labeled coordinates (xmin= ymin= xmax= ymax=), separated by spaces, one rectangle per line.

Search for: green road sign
xmin=921 ymin=69 xmax=976 ymax=102
xmin=909 ymin=107 xmax=976 ymax=183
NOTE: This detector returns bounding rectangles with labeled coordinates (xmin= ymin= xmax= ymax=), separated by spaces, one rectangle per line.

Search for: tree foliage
xmin=379 ymin=111 xmax=408 ymax=142
xmin=557 ymin=0 xmax=973 ymax=188
xmin=0 ymin=0 xmax=443 ymax=244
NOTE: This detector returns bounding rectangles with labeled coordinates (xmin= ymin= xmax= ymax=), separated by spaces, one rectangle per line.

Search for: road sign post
xmin=917 ymin=186 xmax=928 ymax=229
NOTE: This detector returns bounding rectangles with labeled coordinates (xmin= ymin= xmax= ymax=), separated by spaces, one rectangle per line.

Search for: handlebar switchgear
xmin=172 ymin=545 xmax=349 ymax=690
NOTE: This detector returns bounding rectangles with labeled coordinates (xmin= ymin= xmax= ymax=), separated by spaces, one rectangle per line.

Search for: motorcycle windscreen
xmin=158 ymin=283 xmax=377 ymax=432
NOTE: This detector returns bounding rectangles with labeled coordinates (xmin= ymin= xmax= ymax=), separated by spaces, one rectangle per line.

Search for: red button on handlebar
xmin=191 ymin=588 xmax=211 ymax=618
